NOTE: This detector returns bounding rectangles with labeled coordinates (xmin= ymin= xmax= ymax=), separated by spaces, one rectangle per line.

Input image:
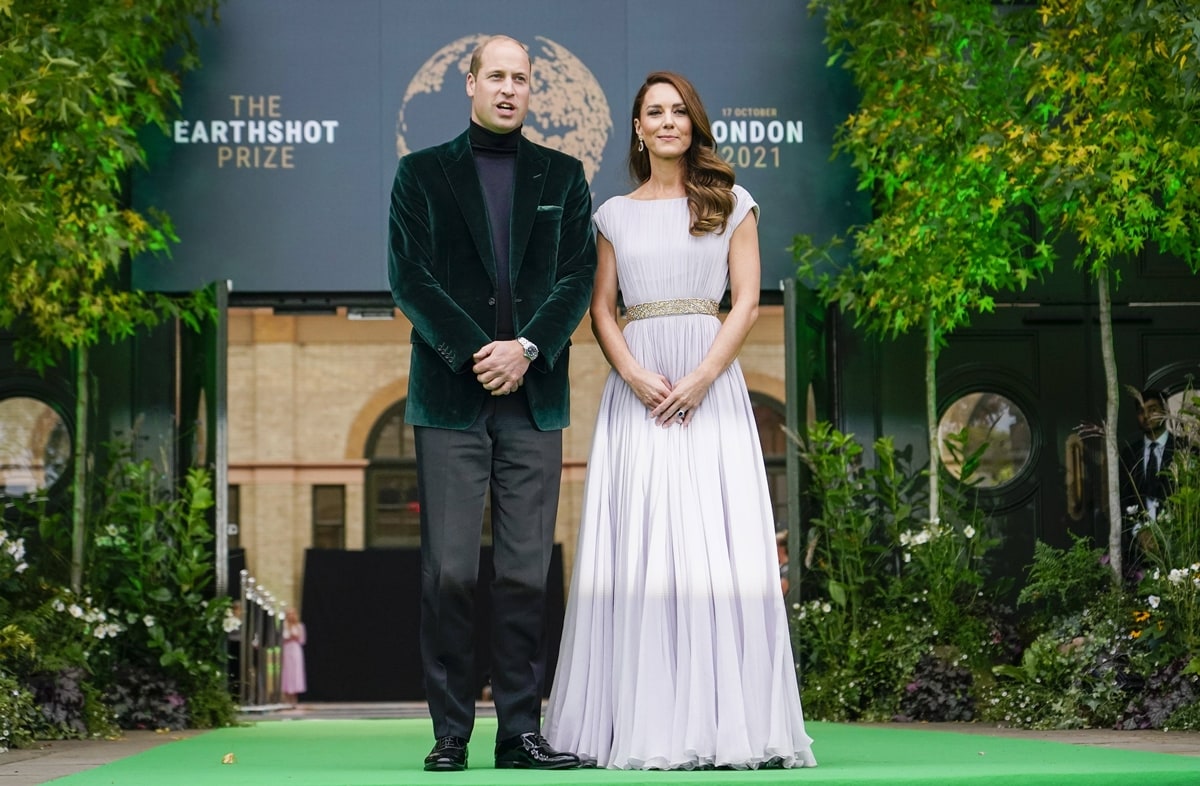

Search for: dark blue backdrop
xmin=133 ymin=0 xmax=860 ymax=297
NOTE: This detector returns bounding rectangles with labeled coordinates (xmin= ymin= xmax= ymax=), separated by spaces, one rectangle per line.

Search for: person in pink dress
xmin=280 ymin=607 xmax=307 ymax=705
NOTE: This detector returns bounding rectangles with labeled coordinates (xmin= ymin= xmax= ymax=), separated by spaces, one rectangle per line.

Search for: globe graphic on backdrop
xmin=396 ymin=35 xmax=611 ymax=184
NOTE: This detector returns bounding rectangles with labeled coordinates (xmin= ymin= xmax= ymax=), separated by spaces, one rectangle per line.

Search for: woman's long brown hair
xmin=628 ymin=71 xmax=735 ymax=236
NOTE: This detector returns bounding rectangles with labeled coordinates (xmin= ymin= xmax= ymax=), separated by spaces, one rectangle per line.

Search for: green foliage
xmin=988 ymin=508 xmax=1200 ymax=730
xmin=797 ymin=0 xmax=1049 ymax=343
xmin=790 ymin=422 xmax=1003 ymax=720
xmin=1017 ymin=534 xmax=1113 ymax=630
xmin=1165 ymin=696 xmax=1200 ymax=731
xmin=984 ymin=605 xmax=1133 ymax=729
xmin=0 ymin=521 xmax=122 ymax=741
xmin=0 ymin=670 xmax=38 ymax=750
xmin=83 ymin=445 xmax=235 ymax=726
xmin=0 ymin=0 xmax=220 ymax=368
xmin=0 ymin=442 xmax=237 ymax=741
xmin=1018 ymin=1 xmax=1200 ymax=276
xmin=1114 ymin=387 xmax=1200 ymax=666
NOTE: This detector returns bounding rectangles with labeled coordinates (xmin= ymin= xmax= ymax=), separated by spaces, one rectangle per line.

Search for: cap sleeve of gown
xmin=731 ymin=184 xmax=759 ymax=231
xmin=593 ymin=200 xmax=614 ymax=241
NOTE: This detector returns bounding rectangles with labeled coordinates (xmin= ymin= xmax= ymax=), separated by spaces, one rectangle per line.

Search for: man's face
xmin=1138 ymin=400 xmax=1167 ymax=436
xmin=466 ymin=39 xmax=530 ymax=134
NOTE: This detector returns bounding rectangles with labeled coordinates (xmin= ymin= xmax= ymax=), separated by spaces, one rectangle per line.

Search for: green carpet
xmin=50 ymin=719 xmax=1200 ymax=786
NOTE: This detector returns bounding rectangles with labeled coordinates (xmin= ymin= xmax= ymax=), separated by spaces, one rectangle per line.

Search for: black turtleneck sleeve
xmin=469 ymin=121 xmax=519 ymax=339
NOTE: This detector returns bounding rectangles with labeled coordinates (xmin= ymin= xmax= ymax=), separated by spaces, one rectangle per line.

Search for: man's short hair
xmin=468 ymin=35 xmax=530 ymax=77
xmin=1140 ymin=389 xmax=1169 ymax=410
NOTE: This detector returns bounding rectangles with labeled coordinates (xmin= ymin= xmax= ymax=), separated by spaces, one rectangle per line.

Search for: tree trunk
xmin=1098 ymin=271 xmax=1122 ymax=581
xmin=926 ymin=313 xmax=940 ymax=523
xmin=71 ymin=345 xmax=88 ymax=592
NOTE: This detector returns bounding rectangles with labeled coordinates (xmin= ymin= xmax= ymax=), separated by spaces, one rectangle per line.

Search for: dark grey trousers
xmin=414 ymin=391 xmax=562 ymax=742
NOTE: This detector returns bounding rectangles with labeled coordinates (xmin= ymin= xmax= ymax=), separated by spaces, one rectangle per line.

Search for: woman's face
xmin=635 ymin=82 xmax=692 ymax=160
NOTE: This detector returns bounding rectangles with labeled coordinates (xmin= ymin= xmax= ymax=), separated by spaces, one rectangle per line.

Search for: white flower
xmin=15 ymin=562 xmax=27 ymax=573
xmin=821 ymin=602 xmax=832 ymax=614
xmin=1169 ymin=569 xmax=1187 ymax=585
xmin=68 ymin=604 xmax=83 ymax=618
xmin=52 ymin=599 xmax=65 ymax=612
xmin=903 ymin=552 xmax=912 ymax=563
xmin=92 ymin=622 xmax=123 ymax=639
xmin=143 ymin=615 xmax=156 ymax=628
xmin=912 ymin=529 xmax=932 ymax=546
xmin=1125 ymin=505 xmax=1139 ymax=515
xmin=963 ymin=525 xmax=976 ymax=539
xmin=1148 ymin=595 xmax=1160 ymax=609
xmin=222 ymin=611 xmax=242 ymax=633
xmin=899 ymin=531 xmax=913 ymax=547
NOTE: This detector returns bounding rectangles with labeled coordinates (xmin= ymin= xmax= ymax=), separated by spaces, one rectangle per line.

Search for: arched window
xmin=938 ymin=391 xmax=1034 ymax=489
xmin=0 ymin=395 xmax=71 ymax=497
xmin=363 ymin=399 xmax=491 ymax=548
xmin=750 ymin=392 xmax=788 ymax=525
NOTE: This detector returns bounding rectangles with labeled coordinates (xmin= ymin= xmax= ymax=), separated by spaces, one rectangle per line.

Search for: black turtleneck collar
xmin=469 ymin=120 xmax=521 ymax=153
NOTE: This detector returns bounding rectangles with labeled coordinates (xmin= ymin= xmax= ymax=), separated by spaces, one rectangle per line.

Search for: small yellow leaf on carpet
xmin=222 ymin=753 xmax=236 ymax=764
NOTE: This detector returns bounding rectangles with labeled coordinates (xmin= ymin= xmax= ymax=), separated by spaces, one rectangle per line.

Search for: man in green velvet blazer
xmin=387 ymin=35 xmax=595 ymax=773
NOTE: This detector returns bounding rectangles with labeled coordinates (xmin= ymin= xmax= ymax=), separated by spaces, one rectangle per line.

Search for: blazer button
xmin=487 ymin=296 xmax=496 ymax=306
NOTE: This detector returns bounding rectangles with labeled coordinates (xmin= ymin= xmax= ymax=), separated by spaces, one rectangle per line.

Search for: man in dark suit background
xmin=388 ymin=34 xmax=595 ymax=772
xmin=1119 ymin=389 xmax=1177 ymax=576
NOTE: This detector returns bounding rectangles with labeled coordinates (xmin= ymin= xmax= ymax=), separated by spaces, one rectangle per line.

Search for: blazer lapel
xmin=508 ymin=139 xmax=550 ymax=281
xmin=440 ymin=132 xmax=497 ymax=286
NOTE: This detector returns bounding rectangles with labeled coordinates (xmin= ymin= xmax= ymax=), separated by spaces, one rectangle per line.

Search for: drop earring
xmin=637 ymin=136 xmax=644 ymax=152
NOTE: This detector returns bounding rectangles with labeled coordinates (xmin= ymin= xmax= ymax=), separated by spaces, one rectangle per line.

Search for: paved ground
xmin=3 ymin=704 xmax=1198 ymax=785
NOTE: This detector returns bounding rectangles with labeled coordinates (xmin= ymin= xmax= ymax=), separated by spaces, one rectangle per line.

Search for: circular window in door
xmin=938 ymin=392 xmax=1033 ymax=489
xmin=0 ymin=396 xmax=71 ymax=496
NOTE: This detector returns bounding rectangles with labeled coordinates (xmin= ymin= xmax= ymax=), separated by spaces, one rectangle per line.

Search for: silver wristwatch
xmin=516 ymin=336 xmax=539 ymax=362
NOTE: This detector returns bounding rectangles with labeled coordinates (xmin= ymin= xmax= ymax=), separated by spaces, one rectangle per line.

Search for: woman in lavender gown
xmin=543 ymin=71 xmax=817 ymax=771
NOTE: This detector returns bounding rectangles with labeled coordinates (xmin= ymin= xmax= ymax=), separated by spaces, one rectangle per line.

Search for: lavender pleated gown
xmin=543 ymin=186 xmax=817 ymax=770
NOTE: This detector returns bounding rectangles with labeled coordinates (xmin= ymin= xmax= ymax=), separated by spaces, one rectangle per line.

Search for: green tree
xmin=1013 ymin=0 xmax=1200 ymax=579
xmin=0 ymin=0 xmax=220 ymax=589
xmin=797 ymin=0 xmax=1050 ymax=520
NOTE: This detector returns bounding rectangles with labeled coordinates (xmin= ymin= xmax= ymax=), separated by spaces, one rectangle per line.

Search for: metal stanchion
xmin=235 ymin=570 xmax=286 ymax=710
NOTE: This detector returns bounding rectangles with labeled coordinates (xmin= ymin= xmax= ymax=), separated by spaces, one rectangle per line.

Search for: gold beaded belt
xmin=625 ymin=298 xmax=720 ymax=321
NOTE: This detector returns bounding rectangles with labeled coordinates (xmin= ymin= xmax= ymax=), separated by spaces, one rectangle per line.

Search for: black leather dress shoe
xmin=424 ymin=736 xmax=468 ymax=771
xmin=494 ymin=732 xmax=581 ymax=770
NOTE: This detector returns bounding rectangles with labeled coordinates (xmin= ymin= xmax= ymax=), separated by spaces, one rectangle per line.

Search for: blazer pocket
xmin=534 ymin=204 xmax=563 ymax=221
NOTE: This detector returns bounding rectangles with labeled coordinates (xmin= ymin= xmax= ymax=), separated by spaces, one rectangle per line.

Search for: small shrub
xmin=1117 ymin=658 xmax=1200 ymax=730
xmin=28 ymin=667 xmax=89 ymax=738
xmin=896 ymin=651 xmax=975 ymax=722
xmin=0 ymin=671 xmax=38 ymax=750
xmin=104 ymin=665 xmax=189 ymax=731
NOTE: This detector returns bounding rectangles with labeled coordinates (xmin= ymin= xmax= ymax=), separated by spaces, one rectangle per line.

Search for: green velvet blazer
xmin=388 ymin=130 xmax=597 ymax=430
